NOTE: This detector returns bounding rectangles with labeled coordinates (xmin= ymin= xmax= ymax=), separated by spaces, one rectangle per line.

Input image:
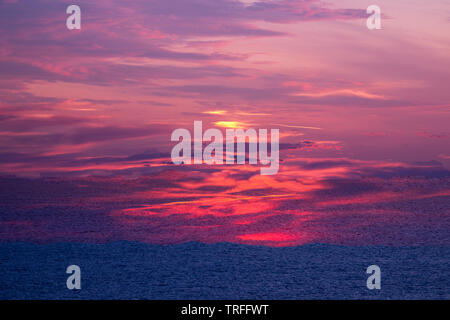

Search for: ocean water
xmin=0 ymin=241 xmax=448 ymax=300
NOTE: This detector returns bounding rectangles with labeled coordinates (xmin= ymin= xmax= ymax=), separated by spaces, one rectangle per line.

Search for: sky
xmin=0 ymin=0 xmax=449 ymax=246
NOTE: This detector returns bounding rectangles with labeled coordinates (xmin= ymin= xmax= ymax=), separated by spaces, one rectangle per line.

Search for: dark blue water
xmin=0 ymin=241 xmax=448 ymax=299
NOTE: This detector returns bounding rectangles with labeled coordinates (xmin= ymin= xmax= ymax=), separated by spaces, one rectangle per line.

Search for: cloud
xmin=0 ymin=1 xmax=449 ymax=247
xmin=0 ymin=92 xmax=64 ymax=111
xmin=0 ymin=115 xmax=88 ymax=132
xmin=0 ymin=157 xmax=448 ymax=246
xmin=0 ymin=124 xmax=171 ymax=159
xmin=288 ymin=94 xmax=414 ymax=108
xmin=160 ymin=84 xmax=293 ymax=100
xmin=0 ymin=0 xmax=366 ymax=88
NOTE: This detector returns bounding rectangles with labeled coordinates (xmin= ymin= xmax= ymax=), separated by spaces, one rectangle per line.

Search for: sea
xmin=0 ymin=241 xmax=448 ymax=299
